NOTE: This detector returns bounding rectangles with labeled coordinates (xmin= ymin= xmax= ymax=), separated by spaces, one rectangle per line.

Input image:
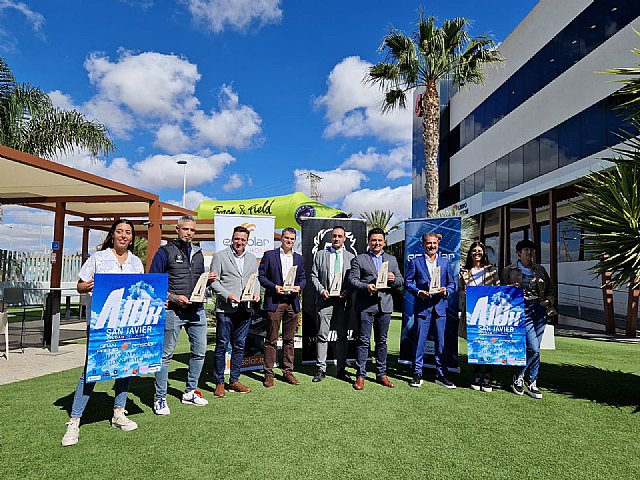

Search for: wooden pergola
xmin=0 ymin=144 xmax=212 ymax=351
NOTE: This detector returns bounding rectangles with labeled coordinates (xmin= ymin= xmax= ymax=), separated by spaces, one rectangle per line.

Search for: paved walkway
xmin=0 ymin=315 xmax=637 ymax=386
xmin=0 ymin=320 xmax=86 ymax=386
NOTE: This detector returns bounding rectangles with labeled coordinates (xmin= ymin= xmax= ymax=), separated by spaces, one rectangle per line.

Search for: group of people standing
xmin=61 ymin=216 xmax=554 ymax=447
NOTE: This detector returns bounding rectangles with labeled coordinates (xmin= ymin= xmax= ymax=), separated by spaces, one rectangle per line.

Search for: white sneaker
xmin=111 ymin=410 xmax=138 ymax=431
xmin=61 ymin=419 xmax=80 ymax=446
xmin=153 ymin=398 xmax=171 ymax=416
xmin=182 ymin=390 xmax=208 ymax=406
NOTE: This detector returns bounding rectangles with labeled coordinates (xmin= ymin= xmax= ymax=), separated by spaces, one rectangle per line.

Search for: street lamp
xmin=177 ymin=160 xmax=188 ymax=208
xmin=8 ymin=225 xmax=13 ymax=252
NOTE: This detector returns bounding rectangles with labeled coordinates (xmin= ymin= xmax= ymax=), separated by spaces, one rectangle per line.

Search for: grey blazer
xmin=348 ymin=252 xmax=403 ymax=314
xmin=209 ymin=248 xmax=260 ymax=313
xmin=310 ymin=247 xmax=355 ymax=307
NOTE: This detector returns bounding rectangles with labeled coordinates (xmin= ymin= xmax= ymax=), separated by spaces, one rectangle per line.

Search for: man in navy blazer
xmin=258 ymin=227 xmax=306 ymax=387
xmin=405 ymin=232 xmax=456 ymax=389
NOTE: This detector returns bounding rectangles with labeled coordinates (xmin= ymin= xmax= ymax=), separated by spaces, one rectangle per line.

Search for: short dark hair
xmin=368 ymin=227 xmax=386 ymax=240
xmin=233 ymin=225 xmax=250 ymax=237
xmin=282 ymin=227 xmax=297 ymax=237
xmin=421 ymin=232 xmax=441 ymax=243
xmin=332 ymin=225 xmax=346 ymax=234
xmin=516 ymin=239 xmax=536 ymax=252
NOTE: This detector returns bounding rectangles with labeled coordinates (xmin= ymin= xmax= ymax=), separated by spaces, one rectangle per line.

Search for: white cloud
xmin=0 ymin=1 xmax=44 ymax=32
xmin=315 ymin=56 xmax=412 ymax=142
xmin=85 ymin=50 xmax=201 ymax=120
xmin=185 ymin=0 xmax=283 ymax=34
xmin=154 ymin=123 xmax=191 ymax=153
xmin=341 ymin=144 xmax=411 ymax=179
xmin=223 ymin=173 xmax=244 ymax=192
xmin=341 ymin=184 xmax=412 ymax=222
xmin=294 ymin=168 xmax=367 ymax=203
xmin=52 ymin=53 xmax=263 ymax=152
xmin=167 ymin=189 xmax=214 ymax=210
xmin=192 ymin=84 xmax=263 ymax=149
xmin=61 ymin=151 xmax=235 ymax=191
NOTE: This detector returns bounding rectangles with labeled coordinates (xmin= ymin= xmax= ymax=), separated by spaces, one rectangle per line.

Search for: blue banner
xmin=466 ymin=286 xmax=526 ymax=366
xmin=85 ymin=273 xmax=168 ymax=383
xmin=401 ymin=217 xmax=461 ymax=369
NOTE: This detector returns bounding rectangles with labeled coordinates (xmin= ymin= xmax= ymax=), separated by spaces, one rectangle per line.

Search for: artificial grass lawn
xmin=1 ymin=320 xmax=639 ymax=479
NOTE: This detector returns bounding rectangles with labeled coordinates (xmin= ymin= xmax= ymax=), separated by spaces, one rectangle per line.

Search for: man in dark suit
xmin=348 ymin=227 xmax=403 ymax=390
xmin=310 ymin=225 xmax=355 ymax=382
xmin=405 ymin=232 xmax=456 ymax=389
xmin=258 ymin=227 xmax=306 ymax=387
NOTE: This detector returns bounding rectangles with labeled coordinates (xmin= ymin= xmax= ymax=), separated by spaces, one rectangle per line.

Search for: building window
xmin=558 ymin=220 xmax=582 ymax=262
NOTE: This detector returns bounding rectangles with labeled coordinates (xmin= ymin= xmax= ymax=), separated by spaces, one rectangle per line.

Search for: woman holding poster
xmin=61 ymin=219 xmax=144 ymax=447
xmin=501 ymin=239 xmax=555 ymax=400
xmin=459 ymin=241 xmax=500 ymax=392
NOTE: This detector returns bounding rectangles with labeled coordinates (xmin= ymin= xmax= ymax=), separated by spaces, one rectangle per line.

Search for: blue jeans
xmin=154 ymin=307 xmax=207 ymax=400
xmin=214 ymin=310 xmax=252 ymax=384
xmin=70 ymin=371 xmax=130 ymax=418
xmin=355 ymin=309 xmax=390 ymax=378
xmin=414 ymin=312 xmax=446 ymax=377
xmin=518 ymin=304 xmax=547 ymax=382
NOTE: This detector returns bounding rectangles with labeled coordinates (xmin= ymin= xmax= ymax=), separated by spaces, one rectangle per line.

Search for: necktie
xmin=334 ymin=250 xmax=341 ymax=277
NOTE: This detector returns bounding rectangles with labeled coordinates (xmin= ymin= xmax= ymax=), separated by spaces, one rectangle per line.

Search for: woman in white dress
xmin=459 ymin=241 xmax=500 ymax=392
xmin=61 ymin=219 xmax=144 ymax=446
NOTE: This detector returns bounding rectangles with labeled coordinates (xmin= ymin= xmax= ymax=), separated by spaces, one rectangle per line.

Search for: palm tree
xmin=0 ymin=58 xmax=115 ymax=160
xmin=360 ymin=209 xmax=399 ymax=234
xmin=367 ymin=12 xmax=503 ymax=216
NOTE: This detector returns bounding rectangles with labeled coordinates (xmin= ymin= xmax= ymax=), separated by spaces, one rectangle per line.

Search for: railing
xmin=557 ymin=281 xmax=634 ymax=323
xmin=0 ymin=250 xmax=82 ymax=283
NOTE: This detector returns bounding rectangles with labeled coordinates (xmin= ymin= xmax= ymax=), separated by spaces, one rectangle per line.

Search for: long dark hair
xmin=100 ymin=218 xmax=136 ymax=252
xmin=464 ymin=241 xmax=490 ymax=270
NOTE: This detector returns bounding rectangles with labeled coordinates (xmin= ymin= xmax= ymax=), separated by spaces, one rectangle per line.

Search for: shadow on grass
xmin=54 ymin=380 xmax=147 ymax=425
xmin=453 ymin=353 xmax=640 ymax=413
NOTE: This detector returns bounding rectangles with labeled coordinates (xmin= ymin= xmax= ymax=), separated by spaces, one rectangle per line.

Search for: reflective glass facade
xmin=454 ymin=0 xmax=640 ymax=152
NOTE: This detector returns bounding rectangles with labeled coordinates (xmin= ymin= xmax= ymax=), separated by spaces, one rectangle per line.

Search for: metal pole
xmin=177 ymin=160 xmax=188 ymax=208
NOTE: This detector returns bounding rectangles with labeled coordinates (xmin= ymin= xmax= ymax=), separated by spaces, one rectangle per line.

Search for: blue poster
xmin=466 ymin=286 xmax=526 ymax=366
xmin=85 ymin=273 xmax=168 ymax=383
xmin=401 ymin=217 xmax=461 ymax=369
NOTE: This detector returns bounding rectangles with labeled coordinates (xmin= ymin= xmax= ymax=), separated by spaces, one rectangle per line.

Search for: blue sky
xmin=0 ymin=0 xmax=537 ymax=252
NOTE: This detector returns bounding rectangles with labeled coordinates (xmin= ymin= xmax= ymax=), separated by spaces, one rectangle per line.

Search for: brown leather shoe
xmin=228 ymin=381 xmax=251 ymax=394
xmin=353 ymin=376 xmax=364 ymax=390
xmin=377 ymin=375 xmax=395 ymax=388
xmin=214 ymin=383 xmax=225 ymax=398
xmin=283 ymin=373 xmax=301 ymax=385
xmin=263 ymin=376 xmax=274 ymax=388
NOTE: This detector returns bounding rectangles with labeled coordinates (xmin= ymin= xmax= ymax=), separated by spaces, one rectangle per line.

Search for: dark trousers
xmin=414 ymin=311 xmax=446 ymax=377
xmin=214 ymin=309 xmax=252 ymax=384
xmin=264 ymin=303 xmax=298 ymax=376
xmin=355 ymin=309 xmax=391 ymax=378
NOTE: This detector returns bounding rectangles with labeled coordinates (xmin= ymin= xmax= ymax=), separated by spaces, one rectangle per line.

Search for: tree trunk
xmin=601 ymin=256 xmax=615 ymax=334
xmin=422 ymin=82 xmax=440 ymax=217
xmin=626 ymin=279 xmax=638 ymax=337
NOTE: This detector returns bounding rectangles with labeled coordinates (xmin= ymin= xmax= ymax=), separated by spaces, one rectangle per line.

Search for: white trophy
xmin=375 ymin=261 xmax=389 ymax=289
xmin=329 ymin=272 xmax=342 ymax=297
xmin=429 ymin=266 xmax=441 ymax=294
xmin=190 ymin=272 xmax=209 ymax=302
xmin=241 ymin=272 xmax=258 ymax=303
xmin=283 ymin=265 xmax=297 ymax=293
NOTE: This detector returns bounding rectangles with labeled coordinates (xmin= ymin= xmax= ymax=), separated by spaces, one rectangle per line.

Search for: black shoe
xmin=470 ymin=376 xmax=482 ymax=391
xmin=312 ymin=369 xmax=325 ymax=383
xmin=480 ymin=377 xmax=493 ymax=393
xmin=435 ymin=375 xmax=456 ymax=389
xmin=409 ymin=373 xmax=423 ymax=388
xmin=526 ymin=379 xmax=542 ymax=399
xmin=336 ymin=369 xmax=351 ymax=382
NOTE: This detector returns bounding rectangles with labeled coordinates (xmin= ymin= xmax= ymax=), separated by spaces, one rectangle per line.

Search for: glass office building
xmin=412 ymin=0 xmax=640 ymax=327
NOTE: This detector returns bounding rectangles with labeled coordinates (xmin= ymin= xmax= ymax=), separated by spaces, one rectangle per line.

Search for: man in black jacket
xmin=151 ymin=215 xmax=215 ymax=415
